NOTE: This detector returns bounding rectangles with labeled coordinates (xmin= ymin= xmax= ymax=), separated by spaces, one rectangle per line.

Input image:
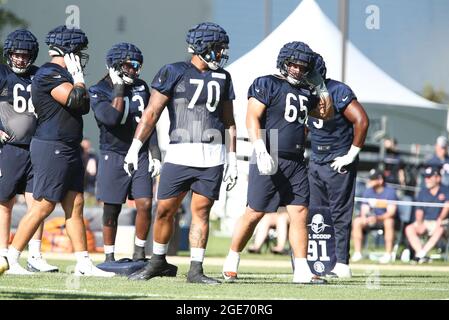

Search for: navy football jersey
xmin=0 ymin=64 xmax=38 ymax=145
xmin=89 ymin=78 xmax=157 ymax=155
xmin=307 ymin=79 xmax=357 ymax=164
xmin=31 ymin=62 xmax=85 ymax=144
xmin=151 ymin=61 xmax=235 ymax=145
xmin=248 ymin=75 xmax=318 ymax=159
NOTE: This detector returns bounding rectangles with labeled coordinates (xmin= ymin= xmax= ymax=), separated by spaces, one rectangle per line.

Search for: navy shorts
xmin=0 ymin=143 xmax=33 ymax=202
xmin=247 ymin=157 xmax=309 ymax=213
xmin=157 ymin=163 xmax=224 ymax=200
xmin=30 ymin=138 xmax=84 ymax=202
xmin=96 ymin=151 xmax=153 ymax=204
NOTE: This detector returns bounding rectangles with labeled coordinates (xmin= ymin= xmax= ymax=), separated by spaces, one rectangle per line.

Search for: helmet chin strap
xmin=199 ymin=53 xmax=219 ymax=70
xmin=11 ymin=66 xmax=28 ymax=74
xmin=122 ymin=74 xmax=134 ymax=84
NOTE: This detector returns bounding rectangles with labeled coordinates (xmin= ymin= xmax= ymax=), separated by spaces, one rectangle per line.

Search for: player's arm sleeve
xmin=148 ymin=129 xmax=161 ymax=161
xmin=89 ymin=87 xmax=123 ymax=127
xmin=334 ymin=83 xmax=357 ymax=112
xmin=247 ymin=77 xmax=272 ymax=107
xmin=150 ymin=64 xmax=178 ymax=96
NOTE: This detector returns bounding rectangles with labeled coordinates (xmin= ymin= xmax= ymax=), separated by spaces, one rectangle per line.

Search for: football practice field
xmin=1 ymin=259 xmax=449 ymax=300
xmin=1 ymin=236 xmax=449 ymax=300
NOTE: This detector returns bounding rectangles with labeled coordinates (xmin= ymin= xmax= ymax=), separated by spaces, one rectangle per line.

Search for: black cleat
xmin=187 ymin=261 xmax=221 ymax=285
xmin=128 ymin=259 xmax=177 ymax=281
xmin=187 ymin=271 xmax=221 ymax=284
xmin=104 ymin=253 xmax=115 ymax=263
xmin=132 ymin=246 xmax=146 ymax=261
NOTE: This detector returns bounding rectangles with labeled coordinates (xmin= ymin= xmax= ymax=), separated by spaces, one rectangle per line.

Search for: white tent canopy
xmin=226 ymin=0 xmax=446 ymax=136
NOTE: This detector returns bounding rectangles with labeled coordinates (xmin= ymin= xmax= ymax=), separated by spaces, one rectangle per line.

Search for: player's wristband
xmin=347 ymin=145 xmax=361 ymax=159
xmin=129 ymin=138 xmax=143 ymax=154
xmin=113 ymin=84 xmax=125 ymax=98
xmin=227 ymin=152 xmax=237 ymax=166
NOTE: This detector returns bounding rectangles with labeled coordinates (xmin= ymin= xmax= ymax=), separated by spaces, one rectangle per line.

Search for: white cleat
xmin=327 ymin=263 xmax=352 ymax=279
xmin=222 ymin=254 xmax=240 ymax=282
xmin=5 ymin=263 xmax=34 ymax=275
xmin=27 ymin=255 xmax=59 ymax=273
xmin=0 ymin=256 xmax=9 ymax=275
xmin=293 ymin=272 xmax=327 ymax=284
xmin=74 ymin=260 xmax=115 ymax=277
xmin=351 ymin=252 xmax=363 ymax=263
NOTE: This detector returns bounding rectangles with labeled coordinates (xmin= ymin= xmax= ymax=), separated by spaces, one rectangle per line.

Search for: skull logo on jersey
xmin=308 ymin=214 xmax=330 ymax=234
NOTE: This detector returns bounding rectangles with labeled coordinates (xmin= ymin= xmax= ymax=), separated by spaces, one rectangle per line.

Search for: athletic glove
xmin=0 ymin=130 xmax=10 ymax=144
xmin=223 ymin=152 xmax=238 ymax=191
xmin=124 ymin=139 xmax=143 ymax=176
xmin=330 ymin=145 xmax=361 ymax=173
xmin=109 ymin=67 xmax=125 ymax=98
xmin=64 ymin=53 xmax=84 ymax=84
xmin=254 ymin=139 xmax=275 ymax=175
xmin=148 ymin=151 xmax=161 ymax=178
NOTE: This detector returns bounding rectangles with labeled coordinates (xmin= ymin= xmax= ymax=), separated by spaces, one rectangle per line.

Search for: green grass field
xmin=1 ymin=259 xmax=449 ymax=300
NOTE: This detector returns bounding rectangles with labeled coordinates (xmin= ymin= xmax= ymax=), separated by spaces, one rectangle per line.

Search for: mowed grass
xmin=1 ymin=257 xmax=449 ymax=300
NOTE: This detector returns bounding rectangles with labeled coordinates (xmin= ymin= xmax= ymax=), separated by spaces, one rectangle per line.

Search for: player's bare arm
xmin=134 ymin=88 xmax=170 ymax=143
xmin=342 ymin=100 xmax=369 ymax=148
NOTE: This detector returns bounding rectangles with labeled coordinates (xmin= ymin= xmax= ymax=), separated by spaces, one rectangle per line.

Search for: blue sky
xmin=213 ymin=0 xmax=449 ymax=96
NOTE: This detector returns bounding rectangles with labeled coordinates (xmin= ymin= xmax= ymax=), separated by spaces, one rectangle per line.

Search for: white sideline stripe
xmin=355 ymin=196 xmax=449 ymax=208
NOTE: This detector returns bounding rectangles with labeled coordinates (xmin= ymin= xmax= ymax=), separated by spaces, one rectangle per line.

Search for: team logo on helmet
xmin=3 ymin=29 xmax=39 ymax=74
xmin=106 ymin=42 xmax=143 ymax=85
xmin=276 ymin=41 xmax=314 ymax=86
xmin=308 ymin=214 xmax=331 ymax=234
xmin=45 ymin=25 xmax=89 ymax=68
xmin=186 ymin=22 xmax=229 ymax=70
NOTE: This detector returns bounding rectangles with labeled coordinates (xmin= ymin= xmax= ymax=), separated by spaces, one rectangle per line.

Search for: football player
xmin=89 ymin=43 xmax=161 ymax=262
xmin=222 ymin=42 xmax=332 ymax=284
xmin=125 ymin=22 xmax=237 ymax=284
xmin=0 ymin=29 xmax=58 ymax=274
xmin=5 ymin=25 xmax=114 ymax=277
xmin=306 ymin=53 xmax=369 ymax=278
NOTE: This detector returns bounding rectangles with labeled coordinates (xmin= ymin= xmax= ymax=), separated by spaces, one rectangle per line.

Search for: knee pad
xmin=103 ymin=203 xmax=122 ymax=227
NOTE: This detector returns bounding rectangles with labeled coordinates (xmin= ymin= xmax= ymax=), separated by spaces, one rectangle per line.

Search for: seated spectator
xmin=425 ymin=136 xmax=449 ymax=187
xmin=405 ymin=165 xmax=449 ymax=263
xmin=247 ymin=207 xmax=289 ymax=254
xmin=352 ymin=169 xmax=397 ymax=263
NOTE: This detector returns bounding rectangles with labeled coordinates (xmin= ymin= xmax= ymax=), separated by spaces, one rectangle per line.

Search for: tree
xmin=422 ymin=83 xmax=448 ymax=104
xmin=0 ymin=0 xmax=28 ymax=63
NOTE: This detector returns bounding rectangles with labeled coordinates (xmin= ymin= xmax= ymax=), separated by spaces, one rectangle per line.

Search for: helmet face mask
xmin=106 ymin=43 xmax=144 ymax=85
xmin=277 ymin=41 xmax=314 ymax=87
xmin=3 ymin=29 xmax=39 ymax=74
xmin=9 ymin=50 xmax=33 ymax=74
xmin=186 ymin=22 xmax=230 ymax=70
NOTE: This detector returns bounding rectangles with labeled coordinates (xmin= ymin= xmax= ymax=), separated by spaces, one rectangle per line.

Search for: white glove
xmin=330 ymin=145 xmax=361 ymax=173
xmin=148 ymin=152 xmax=161 ymax=178
xmin=223 ymin=152 xmax=238 ymax=191
xmin=124 ymin=139 xmax=143 ymax=176
xmin=64 ymin=53 xmax=84 ymax=84
xmin=0 ymin=130 xmax=10 ymax=144
xmin=108 ymin=67 xmax=124 ymax=85
xmin=254 ymin=139 xmax=275 ymax=175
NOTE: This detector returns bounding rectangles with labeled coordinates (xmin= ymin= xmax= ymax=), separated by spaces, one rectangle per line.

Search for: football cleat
xmin=326 ymin=263 xmax=352 ymax=279
xmin=222 ymin=253 xmax=240 ymax=281
xmin=293 ymin=273 xmax=327 ymax=284
xmin=6 ymin=263 xmax=34 ymax=275
xmin=128 ymin=259 xmax=177 ymax=281
xmin=74 ymin=260 xmax=115 ymax=277
xmin=0 ymin=256 xmax=9 ymax=275
xmin=27 ymin=255 xmax=59 ymax=272
xmin=187 ymin=261 xmax=221 ymax=285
